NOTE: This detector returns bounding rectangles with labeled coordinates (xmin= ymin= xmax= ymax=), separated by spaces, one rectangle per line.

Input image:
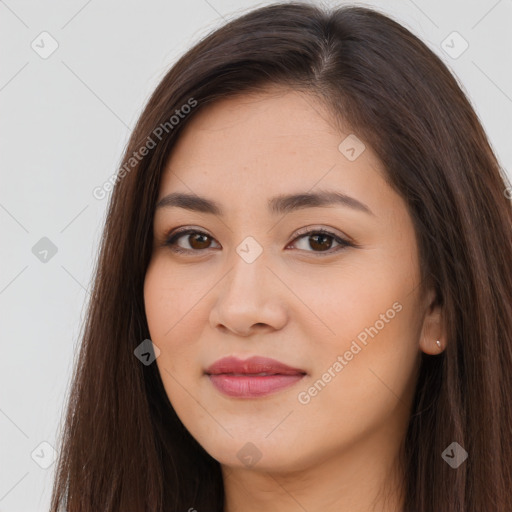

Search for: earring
xmin=436 ymin=340 xmax=441 ymax=348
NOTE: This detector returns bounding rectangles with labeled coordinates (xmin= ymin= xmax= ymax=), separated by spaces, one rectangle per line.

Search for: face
xmin=144 ymin=88 xmax=433 ymax=473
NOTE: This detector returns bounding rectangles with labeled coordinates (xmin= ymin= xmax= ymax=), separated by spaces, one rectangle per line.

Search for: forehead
xmin=169 ymin=89 xmax=348 ymax=162
xmin=166 ymin=89 xmax=380 ymax=175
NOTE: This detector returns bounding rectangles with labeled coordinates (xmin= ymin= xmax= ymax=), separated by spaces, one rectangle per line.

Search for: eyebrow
xmin=155 ymin=190 xmax=374 ymax=217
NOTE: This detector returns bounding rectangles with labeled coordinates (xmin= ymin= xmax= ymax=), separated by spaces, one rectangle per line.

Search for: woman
xmin=50 ymin=2 xmax=512 ymax=511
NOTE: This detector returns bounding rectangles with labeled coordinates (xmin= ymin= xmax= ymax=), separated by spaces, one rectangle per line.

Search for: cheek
xmin=144 ymin=259 xmax=202 ymax=373
xmin=144 ymin=266 xmax=203 ymax=425
xmin=144 ymin=258 xmax=202 ymax=337
xmin=295 ymin=257 xmax=421 ymax=417
xmin=289 ymin=308 xmax=420 ymax=466
xmin=305 ymin=293 xmax=421 ymax=420
xmin=285 ymin=257 xmax=413 ymax=354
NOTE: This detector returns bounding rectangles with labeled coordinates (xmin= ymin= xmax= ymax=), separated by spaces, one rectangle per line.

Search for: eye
xmin=164 ymin=228 xmax=220 ymax=254
xmin=287 ymin=228 xmax=353 ymax=255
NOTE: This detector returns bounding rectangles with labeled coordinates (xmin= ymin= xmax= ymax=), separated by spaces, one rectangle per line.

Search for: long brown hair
xmin=50 ymin=2 xmax=512 ymax=510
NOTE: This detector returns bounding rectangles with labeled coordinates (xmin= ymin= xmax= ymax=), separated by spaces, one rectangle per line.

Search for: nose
xmin=209 ymin=250 xmax=288 ymax=337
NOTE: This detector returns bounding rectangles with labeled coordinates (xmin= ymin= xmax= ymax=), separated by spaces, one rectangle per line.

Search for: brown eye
xmin=187 ymin=232 xmax=212 ymax=250
xmin=165 ymin=229 xmax=220 ymax=254
xmin=290 ymin=229 xmax=352 ymax=255
xmin=308 ymin=233 xmax=335 ymax=251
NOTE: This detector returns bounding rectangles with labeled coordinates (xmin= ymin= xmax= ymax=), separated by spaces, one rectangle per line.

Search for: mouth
xmin=205 ymin=356 xmax=307 ymax=398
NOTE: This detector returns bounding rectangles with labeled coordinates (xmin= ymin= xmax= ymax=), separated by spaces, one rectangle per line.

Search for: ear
xmin=418 ymin=287 xmax=445 ymax=355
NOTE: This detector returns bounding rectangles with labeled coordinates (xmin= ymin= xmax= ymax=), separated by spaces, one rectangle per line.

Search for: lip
xmin=205 ymin=356 xmax=306 ymax=398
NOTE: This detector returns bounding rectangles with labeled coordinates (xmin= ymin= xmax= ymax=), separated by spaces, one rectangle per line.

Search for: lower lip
xmin=208 ymin=374 xmax=305 ymax=398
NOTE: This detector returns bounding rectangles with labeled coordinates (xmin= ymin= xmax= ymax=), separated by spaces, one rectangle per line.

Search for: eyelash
xmin=162 ymin=227 xmax=355 ymax=257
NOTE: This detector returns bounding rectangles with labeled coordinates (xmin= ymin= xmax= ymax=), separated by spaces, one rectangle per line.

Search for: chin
xmin=200 ymin=434 xmax=316 ymax=474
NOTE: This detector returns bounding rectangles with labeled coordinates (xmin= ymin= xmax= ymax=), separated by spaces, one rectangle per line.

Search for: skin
xmin=144 ymin=87 xmax=445 ymax=512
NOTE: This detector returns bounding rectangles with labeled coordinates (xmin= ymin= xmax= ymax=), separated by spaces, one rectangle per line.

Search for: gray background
xmin=1 ymin=0 xmax=511 ymax=510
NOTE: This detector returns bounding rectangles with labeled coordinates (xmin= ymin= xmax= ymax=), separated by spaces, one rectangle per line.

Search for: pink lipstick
xmin=205 ymin=356 xmax=306 ymax=398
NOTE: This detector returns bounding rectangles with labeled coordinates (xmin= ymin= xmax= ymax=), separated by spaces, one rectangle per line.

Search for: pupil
xmin=191 ymin=233 xmax=210 ymax=249
xmin=310 ymin=234 xmax=331 ymax=251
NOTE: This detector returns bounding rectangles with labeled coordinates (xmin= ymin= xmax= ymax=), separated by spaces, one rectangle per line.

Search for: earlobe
xmin=419 ymin=334 xmax=445 ymax=355
xmin=419 ymin=290 xmax=445 ymax=355
xmin=433 ymin=338 xmax=445 ymax=354
xmin=419 ymin=317 xmax=445 ymax=355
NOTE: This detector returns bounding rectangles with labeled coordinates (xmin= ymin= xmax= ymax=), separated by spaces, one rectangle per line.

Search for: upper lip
xmin=205 ymin=356 xmax=306 ymax=376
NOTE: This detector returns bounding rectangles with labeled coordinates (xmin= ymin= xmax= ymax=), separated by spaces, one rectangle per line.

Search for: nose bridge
xmin=224 ymin=239 xmax=269 ymax=301
xmin=209 ymin=239 xmax=287 ymax=334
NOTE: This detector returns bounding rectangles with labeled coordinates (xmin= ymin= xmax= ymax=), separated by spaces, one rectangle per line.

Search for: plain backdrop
xmin=1 ymin=0 xmax=511 ymax=510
